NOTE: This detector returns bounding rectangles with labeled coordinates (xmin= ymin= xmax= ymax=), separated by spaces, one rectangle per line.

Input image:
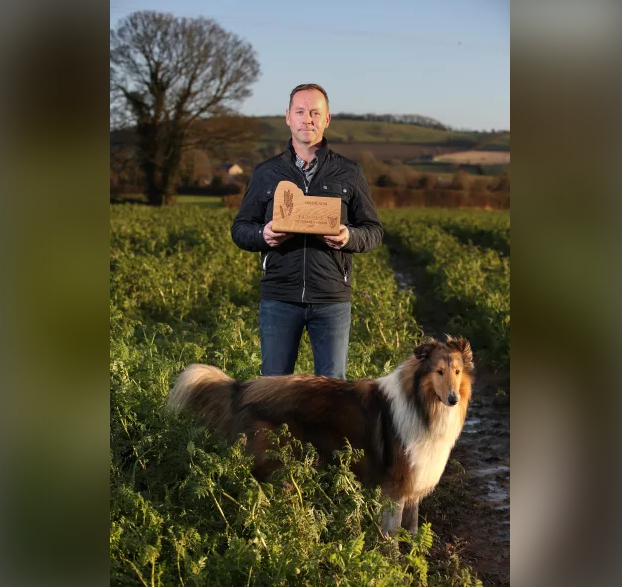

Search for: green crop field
xmin=176 ymin=195 xmax=225 ymax=208
xmin=110 ymin=204 xmax=509 ymax=585
xmin=381 ymin=210 xmax=510 ymax=369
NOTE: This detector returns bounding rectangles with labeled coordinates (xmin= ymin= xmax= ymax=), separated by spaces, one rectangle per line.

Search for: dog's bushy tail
xmin=168 ymin=364 xmax=236 ymax=433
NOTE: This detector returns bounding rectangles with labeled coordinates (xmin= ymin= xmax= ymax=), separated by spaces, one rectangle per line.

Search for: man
xmin=231 ymin=83 xmax=383 ymax=378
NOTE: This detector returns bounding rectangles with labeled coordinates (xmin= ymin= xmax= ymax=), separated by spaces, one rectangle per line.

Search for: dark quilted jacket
xmin=231 ymin=139 xmax=383 ymax=303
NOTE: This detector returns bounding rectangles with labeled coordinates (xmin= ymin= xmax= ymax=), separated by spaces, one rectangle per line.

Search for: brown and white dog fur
xmin=168 ymin=335 xmax=473 ymax=536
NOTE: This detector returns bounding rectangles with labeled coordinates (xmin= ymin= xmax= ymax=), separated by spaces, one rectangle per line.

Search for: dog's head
xmin=414 ymin=335 xmax=474 ymax=407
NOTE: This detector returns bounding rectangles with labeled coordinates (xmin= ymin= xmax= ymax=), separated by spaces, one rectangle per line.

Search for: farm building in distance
xmin=222 ymin=163 xmax=244 ymax=180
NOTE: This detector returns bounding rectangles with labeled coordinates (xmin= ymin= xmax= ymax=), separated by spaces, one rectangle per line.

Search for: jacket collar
xmin=282 ymin=137 xmax=329 ymax=165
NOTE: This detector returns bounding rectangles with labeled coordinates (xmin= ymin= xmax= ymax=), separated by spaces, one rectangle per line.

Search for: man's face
xmin=286 ymin=89 xmax=331 ymax=147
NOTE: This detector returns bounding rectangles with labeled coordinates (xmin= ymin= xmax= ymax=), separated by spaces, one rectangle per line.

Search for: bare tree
xmin=110 ymin=11 xmax=260 ymax=205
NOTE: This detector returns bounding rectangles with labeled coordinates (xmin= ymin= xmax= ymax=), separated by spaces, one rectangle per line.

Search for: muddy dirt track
xmin=390 ymin=246 xmax=510 ymax=587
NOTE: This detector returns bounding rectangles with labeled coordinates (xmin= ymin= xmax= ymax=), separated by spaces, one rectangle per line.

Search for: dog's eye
xmin=437 ymin=370 xmax=444 ymax=376
xmin=455 ymin=369 xmax=460 ymax=375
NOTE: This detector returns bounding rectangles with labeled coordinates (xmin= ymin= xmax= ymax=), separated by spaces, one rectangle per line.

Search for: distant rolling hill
xmin=111 ymin=116 xmax=509 ymax=170
xmin=255 ymin=116 xmax=480 ymax=144
xmin=254 ymin=116 xmax=509 ymax=163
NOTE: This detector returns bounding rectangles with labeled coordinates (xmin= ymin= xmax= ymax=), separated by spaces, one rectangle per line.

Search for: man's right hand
xmin=263 ymin=221 xmax=293 ymax=247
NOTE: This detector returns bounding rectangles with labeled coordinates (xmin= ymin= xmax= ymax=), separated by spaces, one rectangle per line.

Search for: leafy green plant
xmin=110 ymin=204 xmax=490 ymax=585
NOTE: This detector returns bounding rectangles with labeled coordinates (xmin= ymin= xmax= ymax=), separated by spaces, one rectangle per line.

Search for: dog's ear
xmin=414 ymin=339 xmax=437 ymax=361
xmin=448 ymin=337 xmax=474 ymax=371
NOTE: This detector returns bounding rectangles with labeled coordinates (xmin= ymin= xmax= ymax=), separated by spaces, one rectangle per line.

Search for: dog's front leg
xmin=381 ymin=498 xmax=405 ymax=537
xmin=401 ymin=499 xmax=420 ymax=535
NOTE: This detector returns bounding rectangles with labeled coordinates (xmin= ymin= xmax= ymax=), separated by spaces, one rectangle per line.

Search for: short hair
xmin=289 ymin=84 xmax=329 ymax=110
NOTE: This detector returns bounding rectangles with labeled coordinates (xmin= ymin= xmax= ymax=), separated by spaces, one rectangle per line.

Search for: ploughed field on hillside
xmin=433 ymin=151 xmax=510 ymax=165
xmin=331 ymin=142 xmax=460 ymax=161
xmin=110 ymin=205 xmax=509 ymax=586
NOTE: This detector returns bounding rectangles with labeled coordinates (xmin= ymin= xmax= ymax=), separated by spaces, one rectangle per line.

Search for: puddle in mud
xmin=486 ymin=484 xmax=510 ymax=506
xmin=462 ymin=403 xmax=510 ymax=512
xmin=393 ymin=270 xmax=417 ymax=294
xmin=462 ymin=417 xmax=482 ymax=433
xmin=472 ymin=465 xmax=510 ymax=477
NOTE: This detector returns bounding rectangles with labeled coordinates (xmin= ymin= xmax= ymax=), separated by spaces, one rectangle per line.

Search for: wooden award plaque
xmin=271 ymin=181 xmax=341 ymax=235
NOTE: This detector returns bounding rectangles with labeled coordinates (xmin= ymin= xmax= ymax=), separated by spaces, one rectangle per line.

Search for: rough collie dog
xmin=169 ymin=335 xmax=473 ymax=536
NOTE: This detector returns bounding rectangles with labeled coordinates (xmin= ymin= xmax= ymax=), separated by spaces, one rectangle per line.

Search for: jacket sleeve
xmin=230 ymin=170 xmax=272 ymax=253
xmin=342 ymin=165 xmax=383 ymax=253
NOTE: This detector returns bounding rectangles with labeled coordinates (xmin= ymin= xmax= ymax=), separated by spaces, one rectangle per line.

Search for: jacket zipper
xmin=339 ymin=252 xmax=348 ymax=283
xmin=301 ymin=172 xmax=309 ymax=302
xmin=263 ymin=251 xmax=271 ymax=272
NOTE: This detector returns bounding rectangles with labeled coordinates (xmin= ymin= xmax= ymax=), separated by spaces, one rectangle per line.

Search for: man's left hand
xmin=322 ymin=225 xmax=349 ymax=249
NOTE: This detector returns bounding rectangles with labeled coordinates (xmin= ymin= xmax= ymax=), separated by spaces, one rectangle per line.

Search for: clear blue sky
xmin=110 ymin=0 xmax=510 ymax=131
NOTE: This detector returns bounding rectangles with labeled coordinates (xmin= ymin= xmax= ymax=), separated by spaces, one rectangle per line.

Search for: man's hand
xmin=322 ymin=225 xmax=349 ymax=249
xmin=263 ymin=221 xmax=293 ymax=247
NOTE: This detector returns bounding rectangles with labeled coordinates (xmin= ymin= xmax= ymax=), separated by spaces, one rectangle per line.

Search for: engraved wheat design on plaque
xmin=284 ymin=190 xmax=294 ymax=216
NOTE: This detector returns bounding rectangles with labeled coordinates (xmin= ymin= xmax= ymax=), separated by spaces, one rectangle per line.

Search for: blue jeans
xmin=259 ymin=299 xmax=351 ymax=378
